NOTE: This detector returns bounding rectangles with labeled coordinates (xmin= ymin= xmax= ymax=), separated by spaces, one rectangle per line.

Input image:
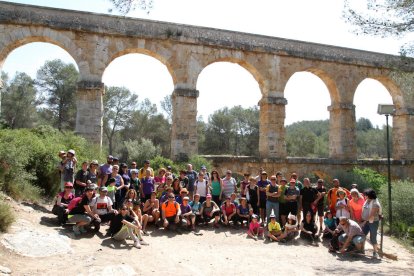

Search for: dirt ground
xmin=1 ymin=201 xmax=413 ymax=276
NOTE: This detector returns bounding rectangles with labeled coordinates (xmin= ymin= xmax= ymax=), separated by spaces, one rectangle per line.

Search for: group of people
xmin=53 ymin=150 xmax=382 ymax=257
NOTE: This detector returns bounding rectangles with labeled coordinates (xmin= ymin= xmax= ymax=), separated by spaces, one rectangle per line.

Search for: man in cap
xmin=98 ymin=155 xmax=113 ymax=187
xmin=284 ymin=178 xmax=300 ymax=221
xmin=332 ymin=217 xmax=365 ymax=253
xmin=161 ymin=193 xmax=181 ymax=232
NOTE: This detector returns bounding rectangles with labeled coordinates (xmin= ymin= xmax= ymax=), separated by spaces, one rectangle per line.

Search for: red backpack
xmin=67 ymin=197 xmax=82 ymax=211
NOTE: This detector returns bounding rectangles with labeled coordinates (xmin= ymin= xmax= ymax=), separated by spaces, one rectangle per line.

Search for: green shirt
xmin=211 ymin=180 xmax=221 ymax=196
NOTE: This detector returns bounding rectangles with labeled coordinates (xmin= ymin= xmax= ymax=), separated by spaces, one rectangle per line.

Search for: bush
xmin=0 ymin=202 xmax=15 ymax=232
xmin=380 ymin=180 xmax=414 ymax=240
xmin=150 ymin=156 xmax=176 ymax=173
xmin=330 ymin=167 xmax=386 ymax=193
xmin=124 ymin=138 xmax=161 ymax=166
xmin=177 ymin=155 xmax=212 ymax=173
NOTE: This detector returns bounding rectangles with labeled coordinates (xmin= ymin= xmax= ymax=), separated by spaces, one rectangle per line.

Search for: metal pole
xmin=385 ymin=114 xmax=392 ymax=234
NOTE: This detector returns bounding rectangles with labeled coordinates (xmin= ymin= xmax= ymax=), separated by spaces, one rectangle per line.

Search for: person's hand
xmin=257 ymin=202 xmax=260 ymax=207
xmin=175 ymin=215 xmax=179 ymax=223
xmin=339 ymin=248 xmax=346 ymax=254
xmin=114 ymin=210 xmax=118 ymax=215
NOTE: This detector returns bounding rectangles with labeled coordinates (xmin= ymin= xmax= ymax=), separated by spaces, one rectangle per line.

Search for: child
xmin=300 ymin=211 xmax=318 ymax=243
xmin=279 ymin=213 xmax=299 ymax=242
xmin=267 ymin=214 xmax=283 ymax=242
xmin=107 ymin=178 xmax=116 ymax=208
xmin=323 ymin=210 xmax=337 ymax=239
xmin=247 ymin=214 xmax=264 ymax=240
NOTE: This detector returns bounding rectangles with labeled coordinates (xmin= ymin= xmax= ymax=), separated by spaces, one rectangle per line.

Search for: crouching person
xmin=52 ymin=182 xmax=75 ymax=225
xmin=180 ymin=196 xmax=196 ymax=231
xmin=68 ymin=185 xmax=99 ymax=235
xmin=109 ymin=205 xmax=143 ymax=249
xmin=161 ymin=193 xmax=181 ymax=231
xmin=331 ymin=217 xmax=365 ymax=253
xmin=90 ymin=186 xmax=118 ymax=231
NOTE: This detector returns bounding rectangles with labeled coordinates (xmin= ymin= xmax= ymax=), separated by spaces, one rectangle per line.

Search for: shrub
xmin=150 ymin=155 xmax=176 ymax=173
xmin=0 ymin=202 xmax=15 ymax=232
xmin=124 ymin=138 xmax=161 ymax=166
xmin=330 ymin=167 xmax=386 ymax=193
xmin=177 ymin=155 xmax=212 ymax=173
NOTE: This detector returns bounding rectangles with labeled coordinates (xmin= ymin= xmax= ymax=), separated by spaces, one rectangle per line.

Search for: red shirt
xmin=221 ymin=203 xmax=236 ymax=216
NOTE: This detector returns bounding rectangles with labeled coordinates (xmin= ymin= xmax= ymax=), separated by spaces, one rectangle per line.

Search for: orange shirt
xmin=349 ymin=197 xmax=365 ymax=222
xmin=327 ymin=187 xmax=350 ymax=215
xmin=162 ymin=201 xmax=179 ymax=217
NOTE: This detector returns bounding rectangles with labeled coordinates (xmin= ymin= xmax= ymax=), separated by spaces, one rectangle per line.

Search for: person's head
xmin=258 ymin=167 xmax=264 ymax=174
xmin=225 ymin=196 xmax=231 ymax=205
xmin=85 ymin=186 xmax=95 ymax=197
xmin=145 ymin=168 xmax=151 ymax=177
xmin=269 ymin=214 xmax=276 ymax=222
xmin=280 ymin=177 xmax=287 ymax=186
xmin=333 ymin=178 xmax=340 ymax=188
xmin=211 ymin=170 xmax=220 ymax=180
xmin=339 ymin=217 xmax=349 ymax=226
xmin=108 ymin=177 xmax=116 ymax=186
xmin=249 ymin=177 xmax=257 ymax=185
xmin=64 ymin=182 xmax=73 ymax=192
xmin=90 ymin=160 xmax=99 ymax=170
xmin=230 ymin=193 xmax=236 ymax=201
xmin=325 ymin=210 xmax=333 ymax=219
xmin=127 ymin=189 xmax=137 ymax=200
xmin=172 ymin=178 xmax=180 ymax=187
xmin=289 ymin=178 xmax=296 ymax=187
xmin=350 ymin=188 xmax=361 ymax=199
xmin=186 ymin=164 xmax=193 ymax=171
xmin=120 ymin=204 xmax=129 ymax=215
xmin=201 ymin=165 xmax=207 ymax=172
xmin=194 ymin=193 xmax=200 ymax=202
xmin=303 ymin=178 xmax=310 ymax=187
xmin=179 ymin=170 xmax=186 ymax=177
xmin=120 ymin=163 xmax=128 ymax=172
xmin=150 ymin=191 xmax=157 ymax=200
xmin=180 ymin=188 xmax=188 ymax=197
xmin=305 ymin=211 xmax=312 ymax=222
xmin=226 ymin=170 xmax=232 ymax=178
xmin=182 ymin=196 xmax=190 ymax=206
xmin=317 ymin=179 xmax=324 ymax=186
xmin=240 ymin=197 xmax=247 ymax=206
xmin=99 ymin=186 xmax=108 ymax=196
xmin=158 ymin=168 xmax=166 ymax=175
xmin=67 ymin=149 xmax=75 ymax=158
xmin=143 ymin=160 xmax=150 ymax=168
xmin=337 ymin=189 xmax=346 ymax=198
xmin=260 ymin=171 xmax=268 ymax=180
xmin=198 ymin=172 xmax=204 ymax=180
xmin=126 ymin=199 xmax=133 ymax=207
xmin=270 ymin=175 xmax=277 ymax=184
xmin=106 ymin=155 xmax=113 ymax=164
xmin=364 ymin=188 xmax=377 ymax=200
xmin=252 ymin=214 xmax=259 ymax=222
xmin=112 ymin=165 xmax=119 ymax=174
xmin=206 ymin=194 xmax=212 ymax=201
xmin=112 ymin=157 xmax=119 ymax=165
xmin=243 ymin=173 xmax=250 ymax=180
xmin=168 ymin=193 xmax=175 ymax=201
xmin=276 ymin=172 xmax=282 ymax=180
xmin=351 ymin=183 xmax=358 ymax=190
xmin=166 ymin=165 xmax=172 ymax=172
xmin=166 ymin=175 xmax=173 ymax=184
xmin=130 ymin=169 xmax=138 ymax=178
xmin=165 ymin=186 xmax=173 ymax=194
xmin=288 ymin=213 xmax=297 ymax=225
xmin=130 ymin=161 xmax=137 ymax=168
xmin=58 ymin=150 xmax=66 ymax=159
xmin=291 ymin=172 xmax=298 ymax=180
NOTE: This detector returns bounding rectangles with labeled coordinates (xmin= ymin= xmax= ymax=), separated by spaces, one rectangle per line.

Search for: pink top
xmin=249 ymin=221 xmax=260 ymax=232
xmin=154 ymin=176 xmax=166 ymax=184
xmin=349 ymin=197 xmax=365 ymax=222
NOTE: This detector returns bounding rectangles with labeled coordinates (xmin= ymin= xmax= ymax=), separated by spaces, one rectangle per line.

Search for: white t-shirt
xmin=195 ymin=180 xmax=208 ymax=197
xmin=91 ymin=196 xmax=113 ymax=215
xmin=336 ymin=198 xmax=350 ymax=218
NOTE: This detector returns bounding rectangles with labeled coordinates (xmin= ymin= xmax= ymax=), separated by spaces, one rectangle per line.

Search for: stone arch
xmin=105 ymin=48 xmax=176 ymax=86
xmin=196 ymin=57 xmax=265 ymax=96
xmin=299 ymin=67 xmax=340 ymax=104
xmin=0 ymin=30 xmax=81 ymax=74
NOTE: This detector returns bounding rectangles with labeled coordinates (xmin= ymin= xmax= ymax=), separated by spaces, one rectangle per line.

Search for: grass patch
xmin=0 ymin=201 xmax=15 ymax=232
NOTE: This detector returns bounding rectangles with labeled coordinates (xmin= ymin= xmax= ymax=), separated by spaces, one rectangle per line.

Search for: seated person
xmin=142 ymin=191 xmax=160 ymax=234
xmin=160 ymin=186 xmax=173 ymax=205
xmin=236 ymin=197 xmax=252 ymax=226
xmin=175 ymin=188 xmax=188 ymax=205
xmin=109 ymin=205 xmax=146 ymax=249
xmin=200 ymin=194 xmax=220 ymax=228
xmin=52 ymin=182 xmax=75 ymax=225
xmin=247 ymin=214 xmax=264 ymax=240
xmin=161 ymin=193 xmax=181 ymax=231
xmin=68 ymin=185 xmax=100 ymax=235
xmin=189 ymin=194 xmax=202 ymax=224
xmin=90 ymin=186 xmax=118 ymax=231
xmin=267 ymin=214 xmax=283 ymax=242
xmin=221 ymin=196 xmax=237 ymax=226
xmin=300 ymin=211 xmax=318 ymax=242
xmin=332 ymin=217 xmax=365 ymax=253
xmin=180 ymin=196 xmax=196 ymax=230
xmin=323 ymin=210 xmax=337 ymax=239
xmin=230 ymin=193 xmax=239 ymax=207
xmin=278 ymin=213 xmax=299 ymax=242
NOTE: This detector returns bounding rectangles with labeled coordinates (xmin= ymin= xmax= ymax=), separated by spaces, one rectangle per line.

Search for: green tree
xmin=356 ymin=117 xmax=374 ymax=131
xmin=36 ymin=59 xmax=79 ymax=131
xmin=1 ymin=72 xmax=38 ymax=129
xmin=343 ymin=0 xmax=414 ymax=55
xmin=103 ymin=86 xmax=138 ymax=155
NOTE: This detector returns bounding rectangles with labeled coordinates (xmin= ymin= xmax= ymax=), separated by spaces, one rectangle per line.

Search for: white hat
xmin=287 ymin=213 xmax=297 ymax=221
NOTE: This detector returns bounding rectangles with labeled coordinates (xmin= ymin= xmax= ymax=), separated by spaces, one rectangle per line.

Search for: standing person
xmin=186 ymin=164 xmax=198 ymax=199
xmin=246 ymin=177 xmax=259 ymax=216
xmin=120 ymin=163 xmax=131 ymax=201
xmin=88 ymin=160 xmax=99 ymax=184
xmin=200 ymin=165 xmax=210 ymax=183
xmin=141 ymin=169 xmax=155 ymax=202
xmin=314 ymin=179 xmax=327 ymax=232
xmin=178 ymin=170 xmax=189 ymax=190
xmin=68 ymin=185 xmax=100 ymax=235
xmin=200 ymin=194 xmax=221 ymax=228
xmin=291 ymin=172 xmax=303 ymax=223
xmin=52 ymin=182 xmax=75 ymax=225
xmin=194 ymin=172 xmax=208 ymax=204
xmin=254 ymin=167 xmax=265 ymax=181
xmin=129 ymin=169 xmax=141 ymax=199
xmin=57 ymin=150 xmax=67 ymax=192
xmin=109 ymin=165 xmax=125 ymax=209
xmin=74 ymin=161 xmax=89 ymax=197
xmin=335 ymin=189 xmax=350 ymax=219
xmin=161 ymin=193 xmax=181 ymax=232
xmin=349 ymin=188 xmax=365 ymax=224
xmin=128 ymin=161 xmax=138 ymax=178
xmin=239 ymin=173 xmax=250 ymax=198
xmin=210 ymin=170 xmax=223 ymax=206
xmin=300 ymin=178 xmax=318 ymax=218
xmin=221 ymin=170 xmax=237 ymax=198
xmin=265 ymin=175 xmax=280 ymax=224
xmin=138 ymin=160 xmax=154 ymax=180
xmin=278 ymin=177 xmax=288 ymax=226
xmin=284 ymin=178 xmax=300 ymax=219
xmin=361 ymin=189 xmax=382 ymax=258
xmin=327 ymin=179 xmax=350 ymax=216
xmin=98 ymin=155 xmax=113 ymax=187
xmin=171 ymin=178 xmax=182 ymax=196
xmin=257 ymin=171 xmax=270 ymax=225
xmin=62 ymin=149 xmax=77 ymax=189
xmin=154 ymin=168 xmax=167 ymax=198
xmin=109 ymin=205 xmax=143 ymax=249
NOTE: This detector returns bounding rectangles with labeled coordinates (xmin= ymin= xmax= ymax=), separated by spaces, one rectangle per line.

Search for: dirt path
xmin=1 ymin=201 xmax=413 ymax=276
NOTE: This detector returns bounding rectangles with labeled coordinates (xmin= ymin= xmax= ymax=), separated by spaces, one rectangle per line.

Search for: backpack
xmin=67 ymin=196 xmax=82 ymax=211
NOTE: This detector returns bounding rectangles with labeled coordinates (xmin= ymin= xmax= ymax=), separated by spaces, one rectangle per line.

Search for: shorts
xmin=317 ymin=205 xmax=324 ymax=217
xmin=285 ymin=201 xmax=298 ymax=216
xmin=279 ymin=203 xmax=289 ymax=216
xmin=68 ymin=214 xmax=92 ymax=224
xmin=338 ymin=233 xmax=365 ymax=246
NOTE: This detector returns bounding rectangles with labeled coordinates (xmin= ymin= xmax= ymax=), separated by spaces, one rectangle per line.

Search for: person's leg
xmin=142 ymin=214 xmax=149 ymax=232
xmin=153 ymin=209 xmax=160 ymax=224
xmin=265 ymin=201 xmax=272 ymax=225
xmin=53 ymin=205 xmax=66 ymax=224
xmin=369 ymin=221 xmax=379 ymax=253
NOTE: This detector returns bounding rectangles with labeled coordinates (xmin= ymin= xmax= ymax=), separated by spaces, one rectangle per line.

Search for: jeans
xmin=363 ymin=220 xmax=379 ymax=245
xmin=266 ymin=201 xmax=279 ymax=223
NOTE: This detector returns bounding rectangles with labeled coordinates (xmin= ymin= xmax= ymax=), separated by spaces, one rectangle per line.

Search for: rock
xmin=0 ymin=265 xmax=11 ymax=274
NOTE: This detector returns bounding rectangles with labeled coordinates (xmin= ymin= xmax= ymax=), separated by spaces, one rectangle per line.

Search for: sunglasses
xmin=64 ymin=187 xmax=72 ymax=189
xmin=168 ymin=196 xmax=175 ymax=199
xmin=270 ymin=178 xmax=276 ymax=180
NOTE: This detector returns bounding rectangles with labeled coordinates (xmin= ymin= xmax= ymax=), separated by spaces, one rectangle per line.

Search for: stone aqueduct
xmin=1 ymin=2 xmax=414 ymax=178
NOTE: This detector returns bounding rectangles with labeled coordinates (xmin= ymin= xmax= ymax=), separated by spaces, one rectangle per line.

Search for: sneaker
xmin=280 ymin=238 xmax=287 ymax=243
xmin=140 ymin=240 xmax=149 ymax=246
xmin=79 ymin=226 xmax=87 ymax=233
xmin=73 ymin=225 xmax=81 ymax=235
xmin=373 ymin=252 xmax=379 ymax=259
xmin=133 ymin=241 xmax=141 ymax=249
xmin=142 ymin=230 xmax=149 ymax=236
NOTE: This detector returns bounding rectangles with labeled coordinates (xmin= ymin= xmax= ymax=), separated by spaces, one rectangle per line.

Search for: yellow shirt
xmin=138 ymin=167 xmax=154 ymax=180
xmin=268 ymin=221 xmax=281 ymax=232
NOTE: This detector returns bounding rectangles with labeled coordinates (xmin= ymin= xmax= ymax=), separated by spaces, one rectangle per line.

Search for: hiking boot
xmin=73 ymin=225 xmax=81 ymax=235
xmin=373 ymin=252 xmax=379 ymax=259
xmin=140 ymin=240 xmax=149 ymax=246
xmin=133 ymin=241 xmax=141 ymax=249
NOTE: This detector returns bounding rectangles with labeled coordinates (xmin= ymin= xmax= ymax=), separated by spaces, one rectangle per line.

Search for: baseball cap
xmin=100 ymin=186 xmax=108 ymax=192
xmin=206 ymin=194 xmax=212 ymax=198
xmin=67 ymin=149 xmax=75 ymax=155
xmin=201 ymin=165 xmax=206 ymax=170
xmin=183 ymin=196 xmax=190 ymax=201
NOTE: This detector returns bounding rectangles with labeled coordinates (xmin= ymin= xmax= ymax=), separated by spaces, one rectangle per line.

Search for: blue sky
xmin=2 ymin=0 xmax=408 ymax=127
